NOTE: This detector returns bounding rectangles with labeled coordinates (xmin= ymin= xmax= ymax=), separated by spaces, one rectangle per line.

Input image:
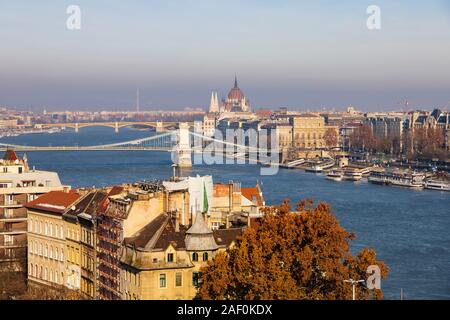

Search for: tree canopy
xmin=198 ymin=199 xmax=388 ymax=300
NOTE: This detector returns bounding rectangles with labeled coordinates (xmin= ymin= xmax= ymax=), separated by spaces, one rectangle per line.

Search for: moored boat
xmin=326 ymin=170 xmax=343 ymax=181
xmin=305 ymin=164 xmax=323 ymax=173
xmin=423 ymin=180 xmax=450 ymax=192
xmin=368 ymin=170 xmax=424 ymax=189
xmin=343 ymin=168 xmax=363 ymax=181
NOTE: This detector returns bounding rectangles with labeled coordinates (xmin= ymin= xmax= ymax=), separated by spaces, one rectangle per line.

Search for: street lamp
xmin=344 ymin=279 xmax=365 ymax=300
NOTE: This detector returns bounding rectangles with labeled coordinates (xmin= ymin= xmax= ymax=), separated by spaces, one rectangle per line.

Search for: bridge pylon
xmin=173 ymin=122 xmax=192 ymax=168
xmin=75 ymin=123 xmax=79 ymax=133
xmin=156 ymin=121 xmax=164 ymax=133
xmin=115 ymin=122 xmax=119 ymax=133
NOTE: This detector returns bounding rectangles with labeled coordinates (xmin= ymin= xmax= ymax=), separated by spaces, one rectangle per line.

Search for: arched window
xmin=60 ymin=248 xmax=64 ymax=261
xmin=55 ymin=247 xmax=58 ymax=260
xmin=29 ymin=263 xmax=33 ymax=275
xmin=29 ymin=219 xmax=33 ymax=232
xmin=61 ymin=272 xmax=64 ymax=284
xmin=29 ymin=241 xmax=33 ymax=254
xmin=40 ymin=222 xmax=43 ymax=234
xmin=203 ymin=252 xmax=208 ymax=261
xmin=34 ymin=265 xmax=37 ymax=277
xmin=39 ymin=243 xmax=43 ymax=256
xmin=60 ymin=226 xmax=64 ymax=238
xmin=50 ymin=223 xmax=53 ymax=237
xmin=49 ymin=246 xmax=53 ymax=259
xmin=55 ymin=271 xmax=58 ymax=284
xmin=49 ymin=269 xmax=53 ymax=282
xmin=34 ymin=242 xmax=38 ymax=254
xmin=44 ymin=268 xmax=48 ymax=280
xmin=40 ymin=266 xmax=43 ymax=279
xmin=45 ymin=244 xmax=48 ymax=257
xmin=45 ymin=222 xmax=48 ymax=235
xmin=192 ymin=252 xmax=198 ymax=262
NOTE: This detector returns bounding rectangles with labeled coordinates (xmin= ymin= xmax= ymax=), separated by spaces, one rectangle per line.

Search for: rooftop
xmin=26 ymin=190 xmax=81 ymax=214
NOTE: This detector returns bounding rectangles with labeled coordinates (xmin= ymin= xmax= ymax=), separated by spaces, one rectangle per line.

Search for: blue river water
xmin=1 ymin=126 xmax=449 ymax=300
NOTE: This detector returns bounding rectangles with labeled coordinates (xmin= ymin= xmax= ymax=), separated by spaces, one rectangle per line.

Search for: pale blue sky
xmin=0 ymin=0 xmax=449 ymax=111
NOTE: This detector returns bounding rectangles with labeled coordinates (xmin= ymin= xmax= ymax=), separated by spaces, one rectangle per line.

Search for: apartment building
xmin=0 ymin=149 xmax=64 ymax=272
xmin=26 ymin=190 xmax=82 ymax=288
xmin=76 ymin=190 xmax=108 ymax=299
xmin=120 ymin=211 xmax=242 ymax=300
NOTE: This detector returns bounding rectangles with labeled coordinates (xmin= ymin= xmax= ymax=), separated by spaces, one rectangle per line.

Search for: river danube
xmin=1 ymin=127 xmax=449 ymax=300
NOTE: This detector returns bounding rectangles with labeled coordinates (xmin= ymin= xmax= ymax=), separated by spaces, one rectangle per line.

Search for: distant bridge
xmin=0 ymin=131 xmax=177 ymax=152
xmin=35 ymin=121 xmax=191 ymax=133
xmin=0 ymin=125 xmax=277 ymax=168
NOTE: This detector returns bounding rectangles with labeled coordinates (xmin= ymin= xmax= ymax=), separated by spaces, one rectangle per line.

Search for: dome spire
xmin=234 ymin=75 xmax=238 ymax=88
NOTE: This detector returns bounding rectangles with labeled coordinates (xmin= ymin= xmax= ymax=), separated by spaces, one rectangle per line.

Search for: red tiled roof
xmin=108 ymin=186 xmax=124 ymax=196
xmin=241 ymin=187 xmax=264 ymax=206
xmin=3 ymin=149 xmax=18 ymax=161
xmin=25 ymin=191 xmax=81 ymax=214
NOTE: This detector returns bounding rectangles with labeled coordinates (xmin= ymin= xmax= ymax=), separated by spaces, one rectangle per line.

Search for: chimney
xmin=63 ymin=186 xmax=70 ymax=193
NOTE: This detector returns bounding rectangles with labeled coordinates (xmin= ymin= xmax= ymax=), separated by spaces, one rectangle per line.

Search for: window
xmin=49 ymin=246 xmax=53 ymax=259
xmin=5 ymin=194 xmax=13 ymax=205
xmin=49 ymin=223 xmax=53 ymax=237
xmin=40 ymin=222 xmax=43 ymax=234
xmin=55 ymin=225 xmax=59 ymax=238
xmin=29 ymin=241 xmax=33 ymax=254
xmin=60 ymin=248 xmax=64 ymax=261
xmin=159 ymin=274 xmax=166 ymax=288
xmin=167 ymin=253 xmax=174 ymax=263
xmin=60 ymin=226 xmax=63 ymax=238
xmin=29 ymin=263 xmax=33 ymax=276
xmin=45 ymin=222 xmax=48 ymax=235
xmin=55 ymin=271 xmax=58 ymax=284
xmin=29 ymin=220 xmax=33 ymax=232
xmin=54 ymin=248 xmax=58 ymax=260
xmin=203 ymin=252 xmax=208 ymax=261
xmin=44 ymin=244 xmax=48 ymax=257
xmin=175 ymin=272 xmax=182 ymax=287
xmin=192 ymin=272 xmax=199 ymax=287
xmin=192 ymin=252 xmax=198 ymax=262
xmin=39 ymin=243 xmax=42 ymax=256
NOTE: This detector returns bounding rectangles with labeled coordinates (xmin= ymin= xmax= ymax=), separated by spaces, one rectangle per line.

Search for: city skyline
xmin=1 ymin=1 xmax=450 ymax=111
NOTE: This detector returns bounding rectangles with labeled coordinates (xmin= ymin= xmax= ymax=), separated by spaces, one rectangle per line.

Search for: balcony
xmin=0 ymin=239 xmax=26 ymax=249
xmin=0 ymin=223 xmax=27 ymax=234
xmin=0 ymin=200 xmax=24 ymax=208
xmin=0 ymin=212 xmax=27 ymax=221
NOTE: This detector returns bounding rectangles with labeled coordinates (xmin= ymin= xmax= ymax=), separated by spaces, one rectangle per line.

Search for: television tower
xmin=136 ymin=88 xmax=140 ymax=113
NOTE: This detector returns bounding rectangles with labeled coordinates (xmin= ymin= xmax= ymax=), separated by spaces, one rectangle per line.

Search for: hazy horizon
xmin=1 ymin=1 xmax=450 ymax=112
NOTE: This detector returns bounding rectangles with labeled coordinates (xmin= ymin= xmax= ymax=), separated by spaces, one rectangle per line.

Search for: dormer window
xmin=192 ymin=252 xmax=198 ymax=262
xmin=167 ymin=253 xmax=174 ymax=263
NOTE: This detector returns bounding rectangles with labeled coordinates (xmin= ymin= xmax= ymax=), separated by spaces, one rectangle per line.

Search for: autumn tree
xmin=323 ymin=128 xmax=338 ymax=149
xmin=198 ymin=199 xmax=388 ymax=300
xmin=349 ymin=125 xmax=375 ymax=152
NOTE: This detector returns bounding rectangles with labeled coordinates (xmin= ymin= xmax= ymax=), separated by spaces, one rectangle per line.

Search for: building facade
xmin=26 ymin=190 xmax=82 ymax=288
xmin=0 ymin=149 xmax=64 ymax=273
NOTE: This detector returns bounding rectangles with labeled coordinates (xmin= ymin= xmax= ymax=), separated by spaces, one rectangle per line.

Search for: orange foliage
xmin=198 ymin=199 xmax=388 ymax=300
